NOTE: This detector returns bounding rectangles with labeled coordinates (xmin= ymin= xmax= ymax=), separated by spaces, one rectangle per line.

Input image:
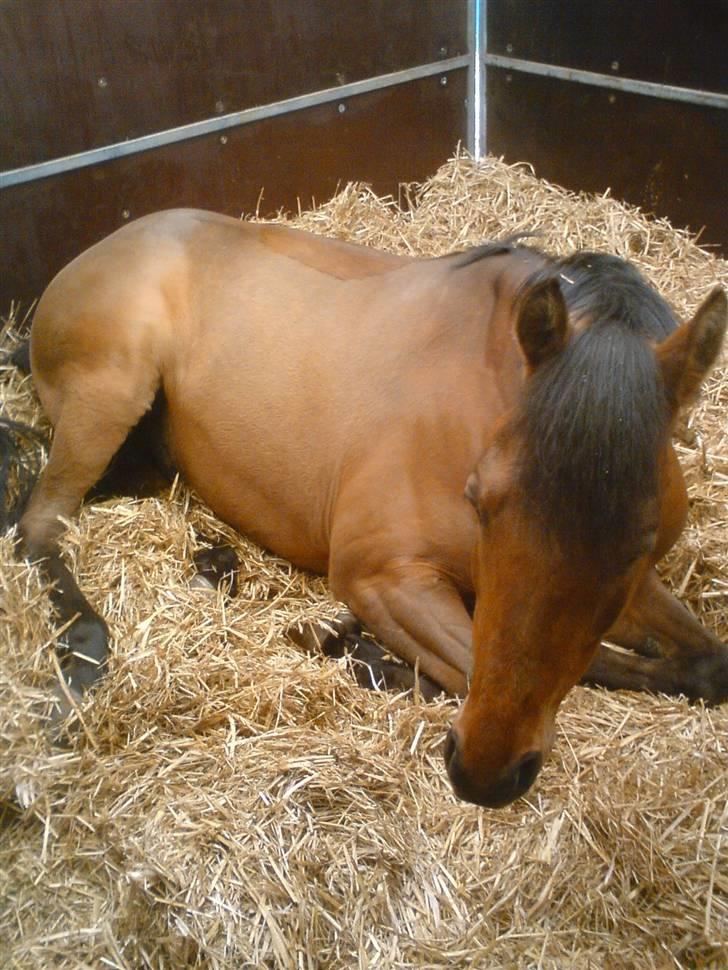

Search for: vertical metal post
xmin=467 ymin=0 xmax=487 ymax=157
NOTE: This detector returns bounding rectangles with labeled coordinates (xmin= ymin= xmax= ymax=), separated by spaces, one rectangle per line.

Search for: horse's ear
xmin=657 ymin=287 xmax=726 ymax=412
xmin=516 ymin=277 xmax=569 ymax=372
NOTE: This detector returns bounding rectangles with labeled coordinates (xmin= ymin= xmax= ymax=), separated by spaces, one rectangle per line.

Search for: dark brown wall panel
xmin=0 ymin=0 xmax=467 ymax=169
xmin=486 ymin=67 xmax=727 ymax=250
xmin=488 ymin=0 xmax=728 ymax=92
xmin=1 ymin=71 xmax=466 ymax=310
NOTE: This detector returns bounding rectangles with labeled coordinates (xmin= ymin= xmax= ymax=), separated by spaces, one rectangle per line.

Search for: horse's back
xmin=30 ymin=209 xmax=410 ymax=391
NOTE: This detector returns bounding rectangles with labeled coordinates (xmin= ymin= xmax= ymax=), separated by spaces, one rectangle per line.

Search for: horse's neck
xmin=423 ymin=250 xmax=545 ymax=409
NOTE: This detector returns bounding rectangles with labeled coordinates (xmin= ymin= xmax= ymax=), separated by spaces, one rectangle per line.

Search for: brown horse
xmin=3 ymin=210 xmax=727 ymax=808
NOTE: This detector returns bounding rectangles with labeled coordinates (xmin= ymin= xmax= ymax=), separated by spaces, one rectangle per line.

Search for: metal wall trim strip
xmin=484 ymin=54 xmax=728 ymax=109
xmin=0 ymin=55 xmax=469 ymax=189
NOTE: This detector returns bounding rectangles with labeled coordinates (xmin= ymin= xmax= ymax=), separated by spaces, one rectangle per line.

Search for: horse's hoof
xmin=192 ymin=544 xmax=239 ymax=596
xmin=341 ymin=634 xmax=443 ymax=700
xmin=288 ymin=614 xmax=443 ymax=701
xmin=58 ymin=613 xmax=109 ymax=693
xmin=681 ymin=651 xmax=728 ymax=705
xmin=415 ymin=673 xmax=444 ymax=702
xmin=287 ymin=609 xmax=361 ymax=657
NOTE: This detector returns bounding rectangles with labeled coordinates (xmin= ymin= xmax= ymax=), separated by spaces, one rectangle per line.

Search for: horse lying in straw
xmin=2 ymin=210 xmax=726 ymax=808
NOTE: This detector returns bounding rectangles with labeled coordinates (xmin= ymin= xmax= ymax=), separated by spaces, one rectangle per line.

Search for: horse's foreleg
xmin=586 ymin=569 xmax=728 ymax=703
xmin=330 ymin=563 xmax=472 ymax=696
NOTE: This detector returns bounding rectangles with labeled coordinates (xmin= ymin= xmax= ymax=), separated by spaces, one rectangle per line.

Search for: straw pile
xmin=1 ymin=153 xmax=726 ymax=969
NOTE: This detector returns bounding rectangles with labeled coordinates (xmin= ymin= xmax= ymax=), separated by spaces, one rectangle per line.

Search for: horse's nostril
xmin=513 ymin=750 xmax=542 ymax=795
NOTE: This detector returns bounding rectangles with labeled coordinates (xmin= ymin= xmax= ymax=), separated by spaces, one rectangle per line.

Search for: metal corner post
xmin=467 ymin=0 xmax=487 ymax=157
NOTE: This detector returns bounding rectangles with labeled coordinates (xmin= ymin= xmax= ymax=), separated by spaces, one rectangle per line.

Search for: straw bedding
xmin=1 ymin=154 xmax=726 ymax=969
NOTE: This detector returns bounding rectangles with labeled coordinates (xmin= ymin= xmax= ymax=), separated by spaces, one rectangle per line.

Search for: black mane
xmin=451 ymin=233 xmax=543 ymax=268
xmin=536 ymin=251 xmax=677 ymax=340
xmin=515 ymin=252 xmax=677 ymax=555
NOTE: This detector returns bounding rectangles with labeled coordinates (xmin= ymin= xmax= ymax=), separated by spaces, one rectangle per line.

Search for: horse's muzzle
xmin=443 ymin=728 xmax=542 ymax=808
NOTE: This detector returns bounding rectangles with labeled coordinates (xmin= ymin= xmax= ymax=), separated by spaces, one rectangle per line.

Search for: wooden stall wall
xmin=3 ymin=1 xmax=725 ymax=314
xmin=485 ymin=0 xmax=728 ymax=252
xmin=0 ymin=0 xmax=468 ymax=310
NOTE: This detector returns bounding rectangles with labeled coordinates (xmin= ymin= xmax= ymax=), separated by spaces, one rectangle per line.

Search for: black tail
xmin=9 ymin=340 xmax=31 ymax=374
xmin=0 ymin=336 xmax=32 ymax=374
xmin=0 ymin=416 xmax=47 ymax=531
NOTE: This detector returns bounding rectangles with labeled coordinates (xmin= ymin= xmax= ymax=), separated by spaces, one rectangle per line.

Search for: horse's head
xmin=446 ymin=271 xmax=726 ymax=807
